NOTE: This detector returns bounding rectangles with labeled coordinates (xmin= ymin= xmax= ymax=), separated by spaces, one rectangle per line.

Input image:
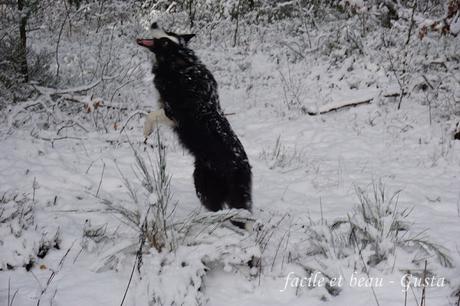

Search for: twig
xmin=319 ymin=197 xmax=324 ymax=225
xmin=403 ymin=272 xmax=409 ymax=306
xmin=388 ymin=52 xmax=405 ymax=110
xmin=109 ymin=62 xmax=142 ymax=104
xmin=119 ymin=110 xmax=148 ymax=134
xmin=95 ymin=162 xmax=106 ymax=198
xmin=296 ymin=0 xmax=312 ymax=48
xmin=8 ymin=278 xmax=19 ymax=306
xmin=271 ymin=230 xmax=287 ymax=271
xmin=405 ymin=2 xmax=417 ymax=46
xmin=61 ymin=95 xmax=128 ymax=111
xmin=348 ymin=213 xmax=380 ymax=306
xmin=410 ymin=277 xmax=420 ymax=305
xmin=422 ymin=75 xmax=435 ymax=90
xmin=34 ymin=80 xmax=102 ymax=95
xmin=56 ymin=121 xmax=89 ymax=135
xmin=50 ymin=289 xmax=58 ymax=306
xmin=36 ymin=241 xmax=75 ymax=306
xmin=422 ymin=75 xmax=435 ymax=125
xmin=119 ymin=252 xmax=138 ymax=306
xmin=119 ymin=207 xmax=151 ymax=306
xmin=30 ymin=129 xmax=84 ymax=147
xmin=420 ymin=260 xmax=427 ymax=306
xmin=307 ymin=97 xmax=375 ymax=115
xmin=48 ymin=208 xmax=105 ymax=213
xmin=32 ymin=177 xmax=37 ymax=203
xmin=85 ymin=159 xmax=97 ymax=174
xmin=280 ymin=41 xmax=305 ymax=59
xmin=281 ymin=221 xmax=292 ymax=272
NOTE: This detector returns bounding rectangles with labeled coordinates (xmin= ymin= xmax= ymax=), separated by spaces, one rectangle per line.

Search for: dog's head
xmin=136 ymin=23 xmax=195 ymax=57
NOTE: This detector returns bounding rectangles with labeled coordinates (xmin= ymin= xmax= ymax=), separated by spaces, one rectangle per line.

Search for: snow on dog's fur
xmin=138 ymin=23 xmax=253 ymax=227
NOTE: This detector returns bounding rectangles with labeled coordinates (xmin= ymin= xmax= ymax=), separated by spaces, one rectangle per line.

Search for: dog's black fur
xmin=137 ymin=24 xmax=252 ymax=216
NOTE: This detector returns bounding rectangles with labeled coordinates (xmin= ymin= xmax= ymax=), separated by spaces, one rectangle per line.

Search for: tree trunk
xmin=232 ymin=0 xmax=241 ymax=47
xmin=18 ymin=0 xmax=29 ymax=83
xmin=188 ymin=0 xmax=195 ymax=29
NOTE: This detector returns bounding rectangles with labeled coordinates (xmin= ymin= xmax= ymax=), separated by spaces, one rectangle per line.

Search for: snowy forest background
xmin=1 ymin=0 xmax=460 ymax=305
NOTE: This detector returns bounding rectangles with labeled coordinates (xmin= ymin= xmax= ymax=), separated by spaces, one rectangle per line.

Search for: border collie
xmin=137 ymin=23 xmax=252 ymax=227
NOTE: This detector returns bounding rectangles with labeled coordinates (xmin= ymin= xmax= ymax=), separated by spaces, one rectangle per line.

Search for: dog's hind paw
xmin=242 ymin=220 xmax=257 ymax=232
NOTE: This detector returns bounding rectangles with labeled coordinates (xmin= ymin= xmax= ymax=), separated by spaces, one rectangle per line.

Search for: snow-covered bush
xmin=258 ymin=182 xmax=454 ymax=301
xmin=327 ymin=183 xmax=452 ymax=268
xmin=97 ymin=130 xmax=259 ymax=304
xmin=291 ymin=181 xmax=453 ymax=292
xmin=0 ymin=192 xmax=60 ymax=271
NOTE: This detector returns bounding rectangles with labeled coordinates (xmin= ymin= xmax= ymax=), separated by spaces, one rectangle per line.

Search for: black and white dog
xmin=137 ymin=23 xmax=252 ymax=226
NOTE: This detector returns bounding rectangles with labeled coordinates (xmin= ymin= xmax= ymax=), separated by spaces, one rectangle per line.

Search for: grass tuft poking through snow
xmin=327 ymin=182 xmax=452 ymax=269
xmin=301 ymin=182 xmax=453 ymax=278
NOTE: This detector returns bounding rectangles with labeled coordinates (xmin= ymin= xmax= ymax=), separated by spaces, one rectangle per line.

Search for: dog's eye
xmin=162 ymin=39 xmax=169 ymax=47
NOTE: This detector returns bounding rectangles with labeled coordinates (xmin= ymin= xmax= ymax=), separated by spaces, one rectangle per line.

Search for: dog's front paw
xmin=143 ymin=109 xmax=176 ymax=140
xmin=143 ymin=111 xmax=158 ymax=139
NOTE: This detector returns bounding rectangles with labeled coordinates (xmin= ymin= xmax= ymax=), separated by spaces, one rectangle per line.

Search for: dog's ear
xmin=180 ymin=34 xmax=195 ymax=45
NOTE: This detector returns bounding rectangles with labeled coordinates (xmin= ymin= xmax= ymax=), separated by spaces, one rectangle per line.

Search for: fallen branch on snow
xmin=307 ymin=97 xmax=374 ymax=115
xmin=32 ymin=84 xmax=128 ymax=113
xmin=306 ymin=91 xmax=400 ymax=115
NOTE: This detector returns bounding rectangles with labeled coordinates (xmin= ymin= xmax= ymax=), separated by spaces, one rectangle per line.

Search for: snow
xmin=2 ymin=3 xmax=460 ymax=306
xmin=2 ymin=94 xmax=460 ymax=305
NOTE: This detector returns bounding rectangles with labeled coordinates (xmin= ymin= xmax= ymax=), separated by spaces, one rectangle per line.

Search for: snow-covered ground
xmin=1 ymin=6 xmax=460 ymax=306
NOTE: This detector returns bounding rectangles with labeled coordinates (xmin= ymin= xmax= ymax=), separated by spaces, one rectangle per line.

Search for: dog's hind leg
xmin=193 ymin=161 xmax=227 ymax=212
xmin=227 ymin=166 xmax=252 ymax=211
xmin=226 ymin=166 xmax=253 ymax=229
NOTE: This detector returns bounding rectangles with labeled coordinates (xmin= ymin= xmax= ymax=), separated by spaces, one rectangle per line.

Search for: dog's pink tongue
xmin=137 ymin=39 xmax=154 ymax=47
